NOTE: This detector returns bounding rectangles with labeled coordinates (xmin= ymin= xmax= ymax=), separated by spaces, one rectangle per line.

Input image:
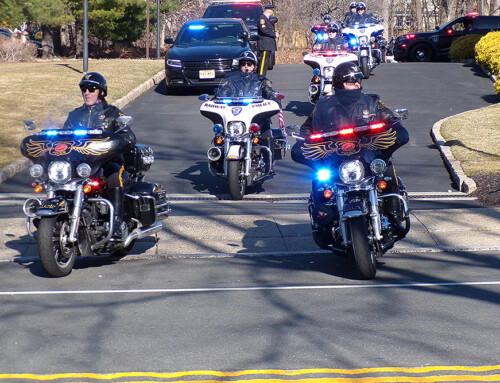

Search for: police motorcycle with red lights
xmin=304 ymin=24 xmax=358 ymax=104
xmin=290 ymin=62 xmax=410 ymax=279
xmin=342 ymin=4 xmax=387 ymax=79
xmin=199 ymin=52 xmax=287 ymax=200
xmin=20 ymin=76 xmax=170 ymax=277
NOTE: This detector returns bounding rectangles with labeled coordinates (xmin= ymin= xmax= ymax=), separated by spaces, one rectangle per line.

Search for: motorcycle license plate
xmin=199 ymin=69 xmax=215 ymax=79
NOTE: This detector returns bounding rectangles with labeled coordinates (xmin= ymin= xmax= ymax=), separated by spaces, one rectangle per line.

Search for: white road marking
xmin=1 ymin=280 xmax=500 ymax=296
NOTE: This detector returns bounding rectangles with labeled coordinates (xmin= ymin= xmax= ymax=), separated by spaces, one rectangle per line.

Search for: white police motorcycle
xmin=199 ymin=94 xmax=288 ymax=200
xmin=343 ymin=21 xmax=387 ymax=78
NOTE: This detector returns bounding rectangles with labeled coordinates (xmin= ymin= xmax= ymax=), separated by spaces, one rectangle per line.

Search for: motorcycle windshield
xmin=20 ymin=92 xmax=125 ymax=174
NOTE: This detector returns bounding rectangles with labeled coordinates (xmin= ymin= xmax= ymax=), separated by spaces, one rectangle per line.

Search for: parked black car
xmin=393 ymin=13 xmax=500 ymax=62
xmin=164 ymin=18 xmax=258 ymax=93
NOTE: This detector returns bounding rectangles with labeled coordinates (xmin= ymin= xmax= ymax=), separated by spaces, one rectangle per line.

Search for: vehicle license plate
xmin=199 ymin=69 xmax=215 ymax=79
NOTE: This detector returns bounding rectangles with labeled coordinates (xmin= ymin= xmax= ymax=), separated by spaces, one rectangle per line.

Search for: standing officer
xmin=257 ymin=4 xmax=279 ymax=79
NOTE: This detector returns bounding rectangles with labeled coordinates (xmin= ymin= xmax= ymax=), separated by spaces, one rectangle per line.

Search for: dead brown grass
xmin=0 ymin=59 xmax=164 ymax=168
xmin=440 ymin=103 xmax=500 ymax=176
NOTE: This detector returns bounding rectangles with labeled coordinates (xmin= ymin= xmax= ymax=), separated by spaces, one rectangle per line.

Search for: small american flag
xmin=278 ymin=109 xmax=285 ymax=131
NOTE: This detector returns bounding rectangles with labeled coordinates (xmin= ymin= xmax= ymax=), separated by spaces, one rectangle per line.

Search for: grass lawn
xmin=440 ymin=103 xmax=500 ymax=176
xmin=0 ymin=59 xmax=164 ymax=168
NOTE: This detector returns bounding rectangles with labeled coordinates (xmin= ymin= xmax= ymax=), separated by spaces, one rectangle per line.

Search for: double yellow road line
xmin=2 ymin=365 xmax=500 ymax=382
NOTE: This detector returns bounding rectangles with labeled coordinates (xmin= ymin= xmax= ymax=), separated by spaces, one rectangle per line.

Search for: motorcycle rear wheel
xmin=347 ymin=216 xmax=377 ymax=279
xmin=38 ymin=216 xmax=77 ymax=277
xmin=228 ymin=160 xmax=246 ymax=200
xmin=360 ymin=57 xmax=370 ymax=79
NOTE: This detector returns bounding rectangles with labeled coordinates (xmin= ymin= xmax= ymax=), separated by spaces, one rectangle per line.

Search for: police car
xmin=393 ymin=13 xmax=500 ymax=62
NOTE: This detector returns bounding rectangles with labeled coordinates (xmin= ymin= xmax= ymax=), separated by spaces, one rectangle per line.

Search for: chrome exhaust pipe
xmin=207 ymin=146 xmax=222 ymax=162
xmin=123 ymin=221 xmax=163 ymax=248
xmin=309 ymin=84 xmax=319 ymax=95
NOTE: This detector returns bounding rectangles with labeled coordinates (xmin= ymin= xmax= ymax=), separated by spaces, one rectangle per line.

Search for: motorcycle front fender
xmin=226 ymin=144 xmax=242 ymax=160
xmin=359 ymin=48 xmax=369 ymax=57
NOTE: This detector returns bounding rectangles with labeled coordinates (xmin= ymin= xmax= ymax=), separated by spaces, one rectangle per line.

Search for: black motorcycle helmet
xmin=323 ymin=14 xmax=332 ymax=22
xmin=333 ymin=62 xmax=364 ymax=89
xmin=327 ymin=25 xmax=339 ymax=34
xmin=356 ymin=2 xmax=366 ymax=10
xmin=238 ymin=51 xmax=258 ymax=66
xmin=350 ymin=2 xmax=358 ymax=9
xmin=79 ymin=72 xmax=107 ymax=97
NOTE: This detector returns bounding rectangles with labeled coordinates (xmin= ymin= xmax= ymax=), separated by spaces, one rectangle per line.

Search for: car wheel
xmin=409 ymin=44 xmax=433 ymax=62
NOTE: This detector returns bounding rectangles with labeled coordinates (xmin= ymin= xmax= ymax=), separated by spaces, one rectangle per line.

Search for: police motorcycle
xmin=303 ymin=44 xmax=358 ymax=104
xmin=287 ymin=110 xmax=410 ymax=279
xmin=199 ymin=93 xmax=287 ymax=200
xmin=20 ymin=101 xmax=170 ymax=277
xmin=342 ymin=20 xmax=387 ymax=79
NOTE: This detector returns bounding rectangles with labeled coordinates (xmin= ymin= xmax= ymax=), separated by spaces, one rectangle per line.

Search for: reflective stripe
xmin=259 ymin=51 xmax=267 ymax=75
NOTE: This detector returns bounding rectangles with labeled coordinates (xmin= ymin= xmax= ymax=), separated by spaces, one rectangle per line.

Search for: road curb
xmin=430 ymin=114 xmax=477 ymax=194
xmin=0 ymin=69 xmax=166 ymax=185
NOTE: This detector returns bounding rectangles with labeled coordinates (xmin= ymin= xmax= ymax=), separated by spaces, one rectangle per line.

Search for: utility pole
xmin=146 ymin=0 xmax=150 ymax=59
xmin=157 ymin=0 xmax=161 ymax=59
xmin=83 ymin=0 xmax=88 ymax=73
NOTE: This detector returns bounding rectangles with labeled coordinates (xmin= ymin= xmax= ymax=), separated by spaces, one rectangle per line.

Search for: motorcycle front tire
xmin=347 ymin=216 xmax=377 ymax=280
xmin=360 ymin=56 xmax=370 ymax=79
xmin=228 ymin=160 xmax=246 ymax=200
xmin=38 ymin=215 xmax=77 ymax=277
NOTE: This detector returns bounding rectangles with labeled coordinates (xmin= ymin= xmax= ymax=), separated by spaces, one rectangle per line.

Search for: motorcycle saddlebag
xmin=271 ymin=128 xmax=287 ymax=160
xmin=124 ymin=145 xmax=154 ymax=174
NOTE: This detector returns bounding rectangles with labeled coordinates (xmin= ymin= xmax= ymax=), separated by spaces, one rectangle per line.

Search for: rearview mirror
xmin=270 ymin=16 xmax=278 ymax=24
xmin=199 ymin=94 xmax=210 ymax=101
xmin=393 ymin=108 xmax=409 ymax=120
xmin=164 ymin=37 xmax=174 ymax=44
xmin=250 ymin=34 xmax=260 ymax=41
xmin=24 ymin=119 xmax=36 ymax=132
xmin=117 ymin=115 xmax=133 ymax=126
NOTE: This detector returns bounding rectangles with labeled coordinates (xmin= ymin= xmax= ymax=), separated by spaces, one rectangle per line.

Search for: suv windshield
xmin=177 ymin=23 xmax=243 ymax=45
xmin=203 ymin=5 xmax=263 ymax=27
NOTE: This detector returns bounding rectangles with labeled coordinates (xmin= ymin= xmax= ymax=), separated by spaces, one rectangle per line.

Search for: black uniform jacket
xmin=64 ymin=99 xmax=136 ymax=162
xmin=217 ymin=71 xmax=278 ymax=101
xmin=257 ymin=15 xmax=277 ymax=51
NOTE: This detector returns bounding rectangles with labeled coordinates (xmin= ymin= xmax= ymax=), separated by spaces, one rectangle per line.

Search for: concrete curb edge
xmin=430 ymin=114 xmax=477 ymax=194
xmin=0 ymin=69 xmax=166 ymax=185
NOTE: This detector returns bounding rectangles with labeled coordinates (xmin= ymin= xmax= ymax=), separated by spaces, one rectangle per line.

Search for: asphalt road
xmin=1 ymin=63 xmax=500 ymax=380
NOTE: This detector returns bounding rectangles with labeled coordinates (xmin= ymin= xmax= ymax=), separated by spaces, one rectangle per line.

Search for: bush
xmin=475 ymin=31 xmax=500 ymax=93
xmin=449 ymin=34 xmax=483 ymax=61
xmin=0 ymin=36 xmax=38 ymax=62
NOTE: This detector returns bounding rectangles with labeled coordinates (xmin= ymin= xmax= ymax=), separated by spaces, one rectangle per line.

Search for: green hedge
xmin=449 ymin=34 xmax=483 ymax=61
xmin=475 ymin=31 xmax=500 ymax=94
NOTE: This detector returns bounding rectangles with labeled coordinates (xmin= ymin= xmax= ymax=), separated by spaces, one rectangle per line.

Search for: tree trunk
xmin=41 ymin=25 xmax=62 ymax=59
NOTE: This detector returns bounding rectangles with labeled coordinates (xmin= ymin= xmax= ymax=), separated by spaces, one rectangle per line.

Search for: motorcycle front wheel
xmin=347 ymin=216 xmax=377 ymax=279
xmin=360 ymin=56 xmax=370 ymax=79
xmin=37 ymin=215 xmax=77 ymax=277
xmin=228 ymin=160 xmax=246 ymax=200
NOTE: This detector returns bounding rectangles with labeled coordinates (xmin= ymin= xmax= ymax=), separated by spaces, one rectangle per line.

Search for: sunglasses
xmin=80 ymin=85 xmax=99 ymax=93
xmin=240 ymin=61 xmax=255 ymax=67
xmin=345 ymin=78 xmax=361 ymax=84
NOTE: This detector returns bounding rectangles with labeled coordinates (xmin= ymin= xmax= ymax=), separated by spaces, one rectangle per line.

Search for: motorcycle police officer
xmin=291 ymin=62 xmax=409 ymax=228
xmin=344 ymin=2 xmax=360 ymax=26
xmin=257 ymin=4 xmax=278 ymax=79
xmin=217 ymin=51 xmax=282 ymax=138
xmin=63 ymin=72 xmax=136 ymax=239
xmin=357 ymin=2 xmax=378 ymax=24
xmin=322 ymin=24 xmax=349 ymax=50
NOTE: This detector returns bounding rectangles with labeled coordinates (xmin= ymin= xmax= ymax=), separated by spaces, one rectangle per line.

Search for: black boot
xmin=386 ymin=196 xmax=405 ymax=235
xmin=108 ymin=187 xmax=128 ymax=240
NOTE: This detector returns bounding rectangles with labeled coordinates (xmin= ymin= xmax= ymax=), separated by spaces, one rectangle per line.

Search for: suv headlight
xmin=228 ymin=122 xmax=245 ymax=137
xmin=339 ymin=160 xmax=365 ymax=184
xmin=48 ymin=161 xmax=71 ymax=183
xmin=166 ymin=59 xmax=181 ymax=67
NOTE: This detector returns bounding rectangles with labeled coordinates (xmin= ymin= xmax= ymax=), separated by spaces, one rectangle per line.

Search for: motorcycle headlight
xmin=359 ymin=36 xmax=368 ymax=44
xmin=228 ymin=122 xmax=245 ymax=137
xmin=324 ymin=66 xmax=334 ymax=78
xmin=339 ymin=160 xmax=365 ymax=184
xmin=76 ymin=163 xmax=92 ymax=178
xmin=29 ymin=164 xmax=44 ymax=178
xmin=370 ymin=159 xmax=386 ymax=175
xmin=370 ymin=36 xmax=376 ymax=42
xmin=48 ymin=161 xmax=72 ymax=183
